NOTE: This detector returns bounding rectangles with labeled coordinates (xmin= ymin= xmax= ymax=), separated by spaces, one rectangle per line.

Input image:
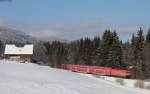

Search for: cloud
xmin=29 ymin=30 xmax=58 ymax=38
xmin=23 ymin=20 xmax=109 ymax=40
xmin=0 ymin=20 xmax=149 ymax=41
xmin=110 ymin=26 xmax=137 ymax=32
xmin=28 ymin=30 xmax=61 ymax=41
xmin=44 ymin=20 xmax=108 ymax=32
xmin=112 ymin=26 xmax=150 ymax=35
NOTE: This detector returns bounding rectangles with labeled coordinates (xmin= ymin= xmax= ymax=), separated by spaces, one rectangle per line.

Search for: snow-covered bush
xmin=116 ymin=78 xmax=125 ymax=85
xmin=145 ymin=84 xmax=150 ymax=90
xmin=134 ymin=80 xmax=145 ymax=88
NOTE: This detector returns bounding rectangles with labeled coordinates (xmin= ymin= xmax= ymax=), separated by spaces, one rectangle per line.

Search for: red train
xmin=60 ymin=64 xmax=130 ymax=78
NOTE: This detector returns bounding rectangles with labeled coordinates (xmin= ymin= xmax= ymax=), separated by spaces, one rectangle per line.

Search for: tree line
xmin=43 ymin=28 xmax=150 ymax=79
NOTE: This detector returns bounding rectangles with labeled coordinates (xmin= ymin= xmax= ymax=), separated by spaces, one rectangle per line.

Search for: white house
xmin=4 ymin=44 xmax=34 ymax=62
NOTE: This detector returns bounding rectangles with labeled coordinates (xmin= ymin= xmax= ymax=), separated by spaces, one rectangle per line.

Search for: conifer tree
xmin=131 ymin=27 xmax=145 ymax=79
xmin=108 ymin=31 xmax=122 ymax=68
xmin=146 ymin=28 xmax=150 ymax=43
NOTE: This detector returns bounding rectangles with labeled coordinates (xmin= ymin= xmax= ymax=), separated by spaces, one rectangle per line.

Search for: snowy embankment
xmin=0 ymin=60 xmax=149 ymax=94
xmin=98 ymin=76 xmax=150 ymax=89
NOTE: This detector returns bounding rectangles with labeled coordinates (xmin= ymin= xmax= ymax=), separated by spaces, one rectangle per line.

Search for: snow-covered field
xmin=98 ymin=76 xmax=150 ymax=89
xmin=0 ymin=60 xmax=149 ymax=94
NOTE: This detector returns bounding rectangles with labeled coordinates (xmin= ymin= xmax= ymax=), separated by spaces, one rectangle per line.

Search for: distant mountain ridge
xmin=0 ymin=26 xmax=40 ymax=43
xmin=0 ymin=26 xmax=64 ymax=43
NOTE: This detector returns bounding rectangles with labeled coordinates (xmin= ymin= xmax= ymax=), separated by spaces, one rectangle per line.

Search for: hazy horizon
xmin=0 ymin=0 xmax=150 ymax=41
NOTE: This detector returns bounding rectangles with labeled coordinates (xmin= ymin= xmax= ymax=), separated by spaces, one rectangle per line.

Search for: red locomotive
xmin=60 ymin=64 xmax=130 ymax=77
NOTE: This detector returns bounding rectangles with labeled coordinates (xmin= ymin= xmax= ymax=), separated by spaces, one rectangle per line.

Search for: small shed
xmin=4 ymin=44 xmax=34 ymax=62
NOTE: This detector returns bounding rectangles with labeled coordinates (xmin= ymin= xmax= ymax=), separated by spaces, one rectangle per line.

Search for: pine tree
xmin=91 ymin=36 xmax=101 ymax=66
xmin=99 ymin=29 xmax=112 ymax=66
xmin=137 ymin=27 xmax=144 ymax=51
xmin=131 ymin=33 xmax=136 ymax=47
xmin=100 ymin=29 xmax=117 ymax=67
xmin=131 ymin=27 xmax=145 ymax=79
xmin=108 ymin=31 xmax=122 ymax=68
xmin=146 ymin=28 xmax=150 ymax=43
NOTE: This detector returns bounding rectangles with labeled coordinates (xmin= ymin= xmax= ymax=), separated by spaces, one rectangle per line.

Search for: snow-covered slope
xmin=0 ymin=26 xmax=36 ymax=43
xmin=98 ymin=76 xmax=150 ymax=89
xmin=0 ymin=60 xmax=149 ymax=94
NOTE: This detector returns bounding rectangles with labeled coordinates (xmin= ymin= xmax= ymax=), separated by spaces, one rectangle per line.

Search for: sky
xmin=0 ymin=0 xmax=150 ymax=41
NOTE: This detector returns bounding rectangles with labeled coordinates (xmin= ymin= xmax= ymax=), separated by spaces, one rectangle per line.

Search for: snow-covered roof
xmin=4 ymin=44 xmax=33 ymax=55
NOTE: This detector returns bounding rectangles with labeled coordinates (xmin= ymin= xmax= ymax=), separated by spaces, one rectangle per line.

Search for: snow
xmin=4 ymin=44 xmax=33 ymax=55
xmin=0 ymin=60 xmax=149 ymax=94
xmin=98 ymin=76 xmax=150 ymax=89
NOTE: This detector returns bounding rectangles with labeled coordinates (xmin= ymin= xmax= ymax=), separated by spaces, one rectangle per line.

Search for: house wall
xmin=9 ymin=56 xmax=20 ymax=61
xmin=20 ymin=56 xmax=32 ymax=62
xmin=5 ymin=55 xmax=32 ymax=62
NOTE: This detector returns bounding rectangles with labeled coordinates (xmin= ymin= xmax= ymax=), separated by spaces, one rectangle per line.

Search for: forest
xmin=43 ymin=27 xmax=150 ymax=79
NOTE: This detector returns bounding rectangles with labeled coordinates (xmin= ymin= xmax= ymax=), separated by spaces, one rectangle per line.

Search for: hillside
xmin=0 ymin=26 xmax=36 ymax=43
xmin=0 ymin=60 xmax=149 ymax=94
